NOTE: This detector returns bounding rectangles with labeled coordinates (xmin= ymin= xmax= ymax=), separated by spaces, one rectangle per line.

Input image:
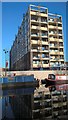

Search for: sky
xmin=1 ymin=2 xmax=67 ymax=68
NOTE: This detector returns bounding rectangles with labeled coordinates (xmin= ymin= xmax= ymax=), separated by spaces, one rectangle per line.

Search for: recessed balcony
xmin=48 ymin=25 xmax=62 ymax=30
xmin=58 ymin=32 xmax=62 ymax=36
xmin=33 ymin=63 xmax=42 ymax=68
xmin=41 ymin=33 xmax=48 ymax=38
xmin=30 ymin=11 xmax=39 ymax=15
xmin=58 ymin=26 xmax=62 ymax=30
xmin=30 ymin=11 xmax=48 ymax=17
xmin=60 ymin=59 xmax=64 ymax=61
xmin=33 ymin=56 xmax=40 ymax=60
xmin=59 ymin=39 xmax=63 ymax=42
xmin=31 ymin=49 xmax=37 ymax=52
xmin=50 ymin=51 xmax=59 ymax=55
xmin=41 ymin=49 xmax=49 ymax=52
xmin=40 ymin=12 xmax=48 ymax=17
xmin=50 ymin=58 xmax=59 ymax=62
xmin=48 ymin=18 xmax=62 ymax=24
xmin=42 ymin=57 xmax=49 ymax=60
xmin=49 ymin=44 xmax=58 ymax=48
xmin=49 ymin=38 xmax=58 ymax=42
xmin=48 ymin=18 xmax=54 ymax=23
xmin=59 ymin=45 xmax=64 ymax=48
xmin=41 ymin=27 xmax=48 ymax=31
xmin=41 ymin=21 xmax=47 ymax=24
xmin=31 ymin=19 xmax=38 ymax=22
xmin=31 ymin=25 xmax=39 ymax=30
xmin=60 ymin=52 xmax=64 ymax=55
xmin=33 ymin=63 xmax=38 ymax=68
xmin=42 ymin=41 xmax=48 ymax=45
xmin=42 ymin=64 xmax=49 ymax=67
xmin=31 ymin=40 xmax=38 ymax=44
xmin=31 ymin=33 xmax=39 ymax=37
xmin=48 ymin=25 xmax=56 ymax=29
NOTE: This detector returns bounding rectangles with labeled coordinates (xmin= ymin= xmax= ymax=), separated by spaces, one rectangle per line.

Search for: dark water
xmin=0 ymin=78 xmax=68 ymax=120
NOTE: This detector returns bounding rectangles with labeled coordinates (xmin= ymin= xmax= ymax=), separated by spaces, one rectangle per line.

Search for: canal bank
xmin=1 ymin=70 xmax=67 ymax=79
xmin=0 ymin=75 xmax=39 ymax=90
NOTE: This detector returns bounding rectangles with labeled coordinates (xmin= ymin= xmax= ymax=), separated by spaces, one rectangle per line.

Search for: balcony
xmin=41 ymin=33 xmax=48 ymax=38
xmin=59 ymin=39 xmax=63 ymax=42
xmin=31 ymin=19 xmax=39 ymax=23
xmin=30 ymin=11 xmax=38 ymax=15
xmin=48 ymin=25 xmax=56 ymax=29
xmin=33 ymin=56 xmax=40 ymax=60
xmin=31 ymin=33 xmax=39 ymax=37
xmin=60 ymin=52 xmax=64 ymax=55
xmin=49 ymin=44 xmax=54 ymax=48
xmin=31 ymin=25 xmax=39 ymax=30
xmin=41 ymin=21 xmax=47 ymax=24
xmin=41 ymin=49 xmax=49 ymax=53
xmin=58 ymin=20 xmax=62 ymax=24
xmin=50 ymin=58 xmax=59 ymax=62
xmin=48 ymin=18 xmax=62 ymax=24
xmin=33 ymin=63 xmax=38 ymax=68
xmin=31 ymin=49 xmax=37 ymax=52
xmin=58 ymin=33 xmax=62 ymax=36
xmin=31 ymin=40 xmax=38 ymax=44
xmin=48 ymin=25 xmax=62 ymax=30
xmin=49 ymin=44 xmax=58 ymax=48
xmin=50 ymin=63 xmax=55 ymax=66
xmin=42 ymin=57 xmax=49 ymax=60
xmin=40 ymin=12 xmax=48 ymax=17
xmin=30 ymin=11 xmax=48 ymax=17
xmin=58 ymin=26 xmax=62 ymax=30
xmin=33 ymin=63 xmax=42 ymax=68
xmin=59 ymin=45 xmax=64 ymax=48
xmin=41 ymin=27 xmax=48 ymax=31
xmin=42 ymin=41 xmax=48 ymax=45
xmin=59 ymin=58 xmax=64 ymax=61
xmin=49 ymin=38 xmax=58 ymax=42
xmin=50 ymin=51 xmax=59 ymax=55
xmin=48 ymin=18 xmax=54 ymax=23
xmin=43 ymin=64 xmax=49 ymax=67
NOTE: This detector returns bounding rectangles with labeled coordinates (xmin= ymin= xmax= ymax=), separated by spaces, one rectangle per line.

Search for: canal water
xmin=0 ymin=77 xmax=68 ymax=120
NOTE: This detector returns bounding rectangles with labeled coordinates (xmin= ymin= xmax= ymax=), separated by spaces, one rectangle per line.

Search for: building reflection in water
xmin=33 ymin=85 xmax=68 ymax=120
xmin=0 ymin=85 xmax=68 ymax=120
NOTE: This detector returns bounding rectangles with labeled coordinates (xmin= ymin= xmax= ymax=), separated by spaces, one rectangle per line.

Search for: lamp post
xmin=3 ymin=49 xmax=8 ymax=76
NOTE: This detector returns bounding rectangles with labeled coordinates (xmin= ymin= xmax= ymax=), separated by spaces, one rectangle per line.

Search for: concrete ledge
xmin=0 ymin=81 xmax=39 ymax=90
xmin=2 ymin=70 xmax=67 ymax=80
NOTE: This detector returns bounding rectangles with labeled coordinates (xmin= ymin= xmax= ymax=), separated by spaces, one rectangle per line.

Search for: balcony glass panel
xmin=31 ymin=33 xmax=39 ymax=36
xmin=41 ymin=32 xmax=48 ymax=36
xmin=41 ymin=18 xmax=47 ymax=22
xmin=31 ymin=16 xmax=38 ymax=22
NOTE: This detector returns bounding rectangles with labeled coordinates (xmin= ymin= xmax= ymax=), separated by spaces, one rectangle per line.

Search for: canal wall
xmin=2 ymin=70 xmax=67 ymax=80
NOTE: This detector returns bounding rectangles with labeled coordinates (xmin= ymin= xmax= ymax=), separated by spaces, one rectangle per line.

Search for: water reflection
xmin=34 ymin=85 xmax=68 ymax=120
xmin=0 ymin=84 xmax=68 ymax=119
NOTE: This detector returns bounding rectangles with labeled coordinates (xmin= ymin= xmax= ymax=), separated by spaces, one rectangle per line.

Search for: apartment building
xmin=10 ymin=4 xmax=64 ymax=71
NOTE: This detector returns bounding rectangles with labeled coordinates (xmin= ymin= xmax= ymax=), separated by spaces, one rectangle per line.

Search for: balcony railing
xmin=31 ymin=19 xmax=39 ymax=22
xmin=49 ymin=37 xmax=58 ymax=42
xmin=48 ymin=18 xmax=62 ymax=23
xmin=50 ymin=51 xmax=59 ymax=55
xmin=42 ymin=41 xmax=48 ymax=45
xmin=41 ymin=27 xmax=48 ymax=31
xmin=31 ymin=40 xmax=38 ymax=44
xmin=43 ymin=64 xmax=49 ymax=67
xmin=30 ymin=11 xmax=48 ymax=17
xmin=33 ymin=56 xmax=40 ymax=59
xmin=31 ymin=25 xmax=39 ymax=29
xmin=31 ymin=33 xmax=39 ymax=37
